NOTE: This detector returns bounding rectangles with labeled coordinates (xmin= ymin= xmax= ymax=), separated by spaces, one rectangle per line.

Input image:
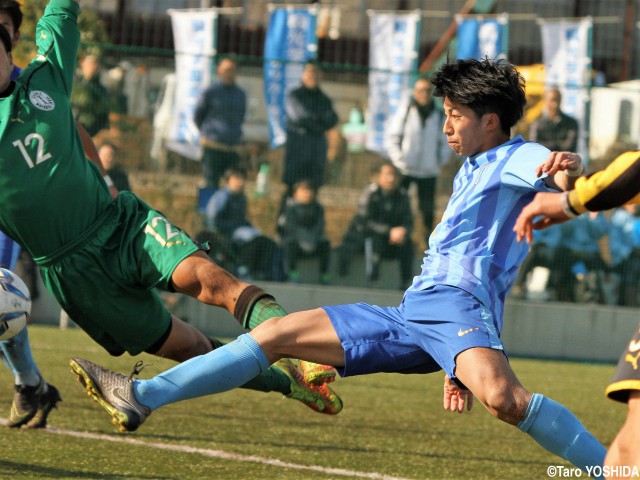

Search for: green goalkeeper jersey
xmin=0 ymin=0 xmax=112 ymax=262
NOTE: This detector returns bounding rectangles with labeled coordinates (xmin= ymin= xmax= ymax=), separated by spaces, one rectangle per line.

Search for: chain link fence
xmin=61 ymin=1 xmax=640 ymax=304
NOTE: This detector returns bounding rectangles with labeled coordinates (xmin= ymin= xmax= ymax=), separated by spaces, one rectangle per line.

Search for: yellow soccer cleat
xmin=275 ymin=358 xmax=343 ymax=415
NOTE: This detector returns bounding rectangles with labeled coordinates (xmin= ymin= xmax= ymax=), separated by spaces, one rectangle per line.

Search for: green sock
xmin=240 ymin=365 xmax=291 ymax=394
xmin=246 ymin=296 xmax=287 ymax=331
xmin=208 ymin=337 xmax=290 ymax=394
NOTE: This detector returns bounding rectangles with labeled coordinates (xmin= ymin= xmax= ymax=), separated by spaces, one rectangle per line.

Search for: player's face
xmin=0 ymin=13 xmax=19 ymax=48
xmin=0 ymin=43 xmax=13 ymax=93
xmin=442 ymin=97 xmax=492 ymax=158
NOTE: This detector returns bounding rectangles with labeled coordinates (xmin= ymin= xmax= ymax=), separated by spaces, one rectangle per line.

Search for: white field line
xmin=2 ymin=419 xmax=411 ymax=480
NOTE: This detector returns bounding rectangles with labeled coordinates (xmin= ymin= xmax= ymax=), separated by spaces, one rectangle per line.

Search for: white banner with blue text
xmin=366 ymin=11 xmax=421 ymax=154
xmin=168 ymin=9 xmax=218 ymax=160
xmin=263 ymin=6 xmax=318 ymax=149
xmin=456 ymin=14 xmax=508 ymax=60
xmin=540 ymin=17 xmax=592 ymax=161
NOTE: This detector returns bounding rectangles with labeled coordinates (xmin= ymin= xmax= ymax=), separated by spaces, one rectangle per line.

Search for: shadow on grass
xmin=0 ymin=459 xmax=175 ymax=479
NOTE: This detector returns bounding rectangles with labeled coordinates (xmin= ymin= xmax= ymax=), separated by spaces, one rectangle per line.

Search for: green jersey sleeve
xmin=36 ymin=0 xmax=80 ymax=94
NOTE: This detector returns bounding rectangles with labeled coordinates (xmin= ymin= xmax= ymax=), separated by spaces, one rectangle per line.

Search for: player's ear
xmin=483 ymin=112 xmax=500 ymax=131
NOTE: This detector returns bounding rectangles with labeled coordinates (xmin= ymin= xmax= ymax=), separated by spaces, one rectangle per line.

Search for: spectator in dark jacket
xmin=205 ymin=168 xmax=277 ymax=280
xmin=282 ymin=62 xmax=338 ymax=205
xmin=99 ymin=142 xmax=131 ymax=192
xmin=278 ymin=180 xmax=331 ymax=285
xmin=71 ymin=53 xmax=110 ymax=137
xmin=529 ymin=87 xmax=579 ymax=152
xmin=360 ymin=161 xmax=415 ymax=289
xmin=194 ymin=56 xmax=246 ymax=191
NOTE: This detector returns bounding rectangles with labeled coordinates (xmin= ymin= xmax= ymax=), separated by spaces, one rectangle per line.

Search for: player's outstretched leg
xmin=70 ymin=333 xmax=269 ymax=432
xmin=457 ymin=348 xmax=605 ymax=478
xmin=213 ymin=285 xmax=341 ymax=409
xmin=208 ymin=337 xmax=340 ymax=414
xmin=518 ymin=393 xmax=606 ymax=478
xmin=1 ymin=328 xmax=62 ymax=428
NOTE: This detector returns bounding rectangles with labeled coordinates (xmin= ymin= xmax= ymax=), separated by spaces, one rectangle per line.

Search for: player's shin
xmin=518 ymin=393 xmax=606 ymax=478
xmin=134 ymin=333 xmax=270 ymax=411
xmin=0 ymin=328 xmax=40 ymax=386
xmin=208 ymin=337 xmax=292 ymax=394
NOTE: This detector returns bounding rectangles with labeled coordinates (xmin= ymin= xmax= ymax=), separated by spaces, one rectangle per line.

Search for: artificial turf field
xmin=0 ymin=325 xmax=626 ymax=480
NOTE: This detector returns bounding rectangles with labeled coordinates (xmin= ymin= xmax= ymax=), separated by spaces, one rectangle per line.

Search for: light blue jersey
xmin=409 ymin=136 xmax=557 ymax=330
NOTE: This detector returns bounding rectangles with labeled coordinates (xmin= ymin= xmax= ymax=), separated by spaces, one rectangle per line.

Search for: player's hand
xmin=535 ymin=151 xmax=583 ymax=178
xmin=443 ymin=375 xmax=473 ymax=413
xmin=109 ymin=185 xmax=119 ymax=199
xmin=513 ymin=192 xmax=570 ymax=243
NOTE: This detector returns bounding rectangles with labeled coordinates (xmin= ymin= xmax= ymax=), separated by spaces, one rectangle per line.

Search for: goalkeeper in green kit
xmin=0 ymin=0 xmax=342 ymax=428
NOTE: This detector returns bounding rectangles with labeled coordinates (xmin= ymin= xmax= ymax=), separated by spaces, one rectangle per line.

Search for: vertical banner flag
xmin=264 ymin=6 xmax=318 ymax=149
xmin=539 ymin=17 xmax=592 ymax=161
xmin=367 ymin=11 xmax=421 ymax=153
xmin=168 ymin=9 xmax=218 ymax=160
xmin=456 ymin=14 xmax=508 ymax=60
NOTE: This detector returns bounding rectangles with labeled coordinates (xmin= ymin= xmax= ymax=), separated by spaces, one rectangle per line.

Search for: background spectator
xmin=360 ymin=162 xmax=415 ymax=290
xmin=99 ymin=142 xmax=130 ymax=192
xmin=205 ymin=167 xmax=278 ymax=281
xmin=194 ymin=56 xmax=246 ymax=192
xmin=511 ymin=224 xmax=563 ymax=300
xmin=385 ymin=76 xmax=450 ymax=234
xmin=278 ymin=180 xmax=331 ymax=285
xmin=282 ymin=61 xmax=338 ymax=207
xmin=528 ymin=87 xmax=579 ymax=152
xmin=71 ymin=53 xmax=110 ymax=137
xmin=609 ymin=204 xmax=640 ymax=306
xmin=554 ymin=212 xmax=609 ymax=303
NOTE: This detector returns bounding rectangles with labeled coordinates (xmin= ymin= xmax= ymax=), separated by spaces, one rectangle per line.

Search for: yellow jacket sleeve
xmin=567 ymin=151 xmax=640 ymax=213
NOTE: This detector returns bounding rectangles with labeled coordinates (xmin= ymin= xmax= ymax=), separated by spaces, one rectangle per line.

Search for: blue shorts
xmin=323 ymin=285 xmax=503 ymax=383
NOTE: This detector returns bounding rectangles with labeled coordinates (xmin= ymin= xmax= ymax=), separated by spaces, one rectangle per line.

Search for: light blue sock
xmin=518 ymin=393 xmax=606 ymax=478
xmin=0 ymin=328 xmax=40 ymax=386
xmin=134 ymin=333 xmax=270 ymax=411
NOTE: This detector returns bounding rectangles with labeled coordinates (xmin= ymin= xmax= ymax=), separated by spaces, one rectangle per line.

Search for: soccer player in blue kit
xmin=75 ymin=58 xmax=607 ymax=476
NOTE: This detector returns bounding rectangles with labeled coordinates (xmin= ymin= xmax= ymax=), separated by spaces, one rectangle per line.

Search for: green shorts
xmin=37 ymin=191 xmax=200 ymax=356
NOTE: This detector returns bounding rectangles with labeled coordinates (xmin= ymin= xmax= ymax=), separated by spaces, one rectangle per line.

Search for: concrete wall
xmin=32 ymin=275 xmax=638 ymax=364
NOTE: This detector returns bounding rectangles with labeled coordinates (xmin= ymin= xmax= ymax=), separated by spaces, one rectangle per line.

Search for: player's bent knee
xmin=482 ymin=389 xmax=529 ymax=424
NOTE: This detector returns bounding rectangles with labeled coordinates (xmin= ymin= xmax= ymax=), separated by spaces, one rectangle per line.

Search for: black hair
xmin=292 ymin=179 xmax=316 ymax=194
xmin=376 ymin=160 xmax=398 ymax=175
xmin=217 ymin=54 xmax=237 ymax=66
xmin=303 ymin=59 xmax=320 ymax=70
xmin=223 ymin=166 xmax=247 ymax=181
xmin=0 ymin=24 xmax=11 ymax=54
xmin=431 ymin=58 xmax=526 ymax=135
xmin=0 ymin=0 xmax=21 ymax=31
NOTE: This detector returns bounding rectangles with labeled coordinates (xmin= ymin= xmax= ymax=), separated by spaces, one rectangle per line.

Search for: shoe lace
xmin=129 ymin=361 xmax=151 ymax=380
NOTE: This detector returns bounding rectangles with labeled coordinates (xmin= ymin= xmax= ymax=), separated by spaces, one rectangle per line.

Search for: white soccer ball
xmin=0 ymin=268 xmax=30 ymax=341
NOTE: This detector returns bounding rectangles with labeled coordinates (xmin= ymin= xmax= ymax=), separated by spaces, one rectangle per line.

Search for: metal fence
xmin=86 ymin=0 xmax=639 ymax=81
